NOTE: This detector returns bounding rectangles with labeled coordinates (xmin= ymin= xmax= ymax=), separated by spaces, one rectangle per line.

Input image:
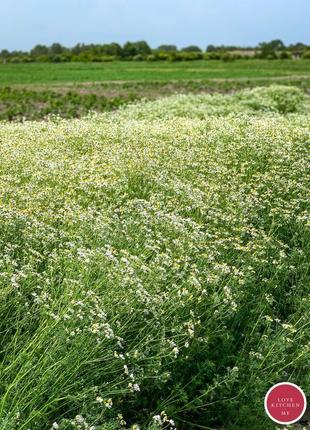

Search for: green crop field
xmin=0 ymin=85 xmax=309 ymax=430
xmin=0 ymin=60 xmax=310 ymax=85
xmin=0 ymin=60 xmax=310 ymax=122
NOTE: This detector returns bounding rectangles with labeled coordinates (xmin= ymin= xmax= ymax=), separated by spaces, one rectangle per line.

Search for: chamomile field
xmin=0 ymin=86 xmax=309 ymax=430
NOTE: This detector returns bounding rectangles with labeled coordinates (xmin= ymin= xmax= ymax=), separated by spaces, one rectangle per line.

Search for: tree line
xmin=1 ymin=40 xmax=309 ymax=63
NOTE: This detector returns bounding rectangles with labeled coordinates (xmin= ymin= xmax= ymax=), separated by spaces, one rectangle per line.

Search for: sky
xmin=1 ymin=0 xmax=310 ymax=51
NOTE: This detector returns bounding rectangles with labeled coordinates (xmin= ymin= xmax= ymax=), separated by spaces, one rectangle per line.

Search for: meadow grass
xmin=0 ymin=60 xmax=310 ymax=85
xmin=0 ymin=86 xmax=309 ymax=430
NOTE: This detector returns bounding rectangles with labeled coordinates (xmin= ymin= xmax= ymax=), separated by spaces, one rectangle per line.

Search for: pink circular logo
xmin=264 ymin=382 xmax=307 ymax=424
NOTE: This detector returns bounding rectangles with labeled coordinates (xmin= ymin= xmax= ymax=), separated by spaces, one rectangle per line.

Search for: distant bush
xmin=221 ymin=53 xmax=236 ymax=62
xmin=51 ymin=54 xmax=63 ymax=63
xmin=155 ymin=52 xmax=171 ymax=61
xmin=168 ymin=52 xmax=183 ymax=62
xmin=101 ymin=55 xmax=117 ymax=62
xmin=265 ymin=52 xmax=277 ymax=60
xmin=90 ymin=56 xmax=104 ymax=62
xmin=302 ymin=50 xmax=310 ymax=59
xmin=208 ymin=51 xmax=222 ymax=60
xmin=179 ymin=51 xmax=203 ymax=61
xmin=146 ymin=54 xmax=158 ymax=61
xmin=10 ymin=56 xmax=23 ymax=63
xmin=279 ymin=51 xmax=292 ymax=59
xmin=36 ymin=55 xmax=51 ymax=62
xmin=132 ymin=54 xmax=144 ymax=61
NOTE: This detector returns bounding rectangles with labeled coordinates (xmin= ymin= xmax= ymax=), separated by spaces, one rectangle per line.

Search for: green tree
xmin=101 ymin=43 xmax=123 ymax=57
xmin=181 ymin=45 xmax=202 ymax=52
xmin=157 ymin=44 xmax=177 ymax=52
xmin=30 ymin=44 xmax=49 ymax=57
xmin=206 ymin=44 xmax=216 ymax=52
xmin=259 ymin=39 xmax=285 ymax=58
xmin=123 ymin=41 xmax=151 ymax=58
xmin=49 ymin=43 xmax=65 ymax=55
xmin=0 ymin=49 xmax=10 ymax=57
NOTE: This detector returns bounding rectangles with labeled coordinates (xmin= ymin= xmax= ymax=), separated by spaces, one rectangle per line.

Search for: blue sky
xmin=1 ymin=0 xmax=310 ymax=50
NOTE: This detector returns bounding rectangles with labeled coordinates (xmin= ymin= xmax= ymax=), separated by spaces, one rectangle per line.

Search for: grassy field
xmin=0 ymin=86 xmax=309 ymax=430
xmin=0 ymin=60 xmax=310 ymax=121
xmin=0 ymin=60 xmax=310 ymax=85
